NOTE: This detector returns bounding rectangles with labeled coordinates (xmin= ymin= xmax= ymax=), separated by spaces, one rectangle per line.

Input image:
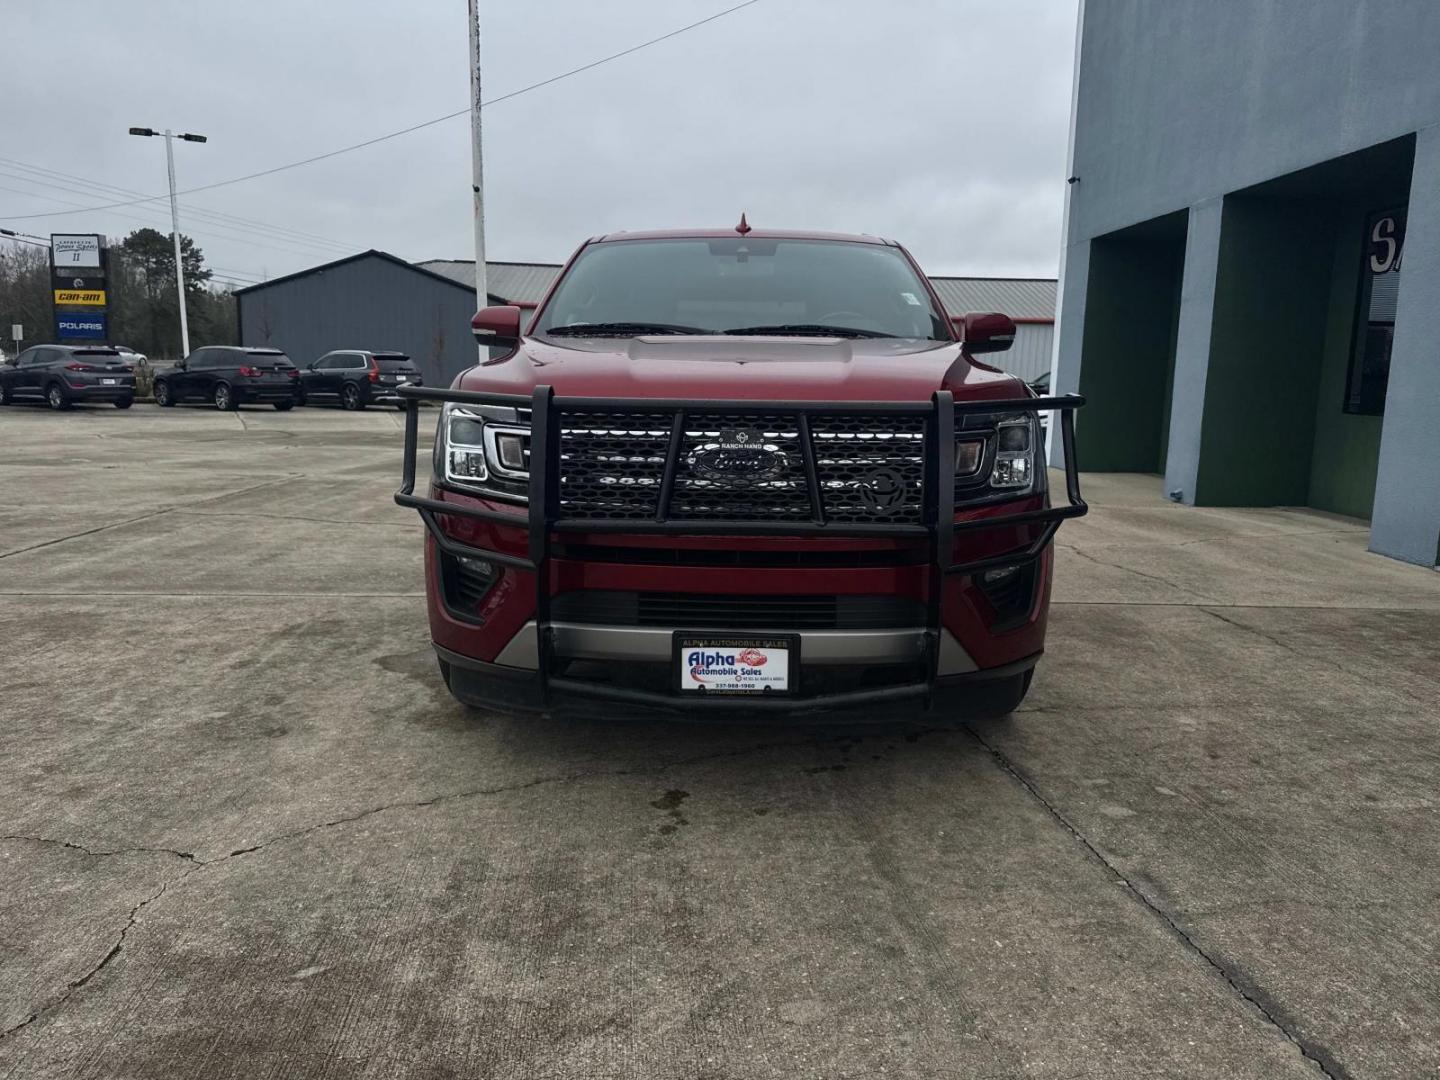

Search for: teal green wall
xmin=1307 ymin=205 xmax=1385 ymax=519
xmin=1194 ymin=198 xmax=1334 ymax=505
xmin=1076 ymin=235 xmax=1184 ymax=472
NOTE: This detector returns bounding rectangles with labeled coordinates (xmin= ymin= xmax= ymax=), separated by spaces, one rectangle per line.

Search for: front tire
xmin=213 ymin=382 xmax=236 ymax=411
xmin=47 ymin=383 xmax=69 ymax=411
xmin=154 ymin=380 xmax=175 ymax=406
xmin=341 ymin=383 xmax=364 ymax=411
xmin=0 ymin=383 xmax=12 ymax=405
xmin=114 ymin=397 xmax=134 ymax=410
xmin=273 ymin=400 xmax=294 ymax=411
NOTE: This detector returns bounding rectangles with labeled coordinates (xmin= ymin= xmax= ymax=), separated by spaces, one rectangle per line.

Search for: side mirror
xmin=175 ymin=358 xmax=187 ymax=370
xmin=472 ymin=305 xmax=523 ymax=351
xmin=961 ymin=311 xmax=1016 ymax=354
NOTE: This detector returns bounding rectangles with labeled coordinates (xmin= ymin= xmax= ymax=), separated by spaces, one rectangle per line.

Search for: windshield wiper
xmin=544 ymin=322 xmax=709 ymax=337
xmin=721 ymin=323 xmax=889 ymax=339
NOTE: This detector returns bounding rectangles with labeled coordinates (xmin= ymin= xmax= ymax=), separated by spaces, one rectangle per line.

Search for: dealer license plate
xmin=675 ymin=634 xmax=795 ymax=695
xmin=101 ymin=378 xmax=117 ymax=385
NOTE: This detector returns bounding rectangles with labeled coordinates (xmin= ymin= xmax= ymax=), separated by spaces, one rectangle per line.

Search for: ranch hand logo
xmin=856 ymin=468 xmax=907 ymax=514
xmin=688 ymin=426 xmax=788 ymax=484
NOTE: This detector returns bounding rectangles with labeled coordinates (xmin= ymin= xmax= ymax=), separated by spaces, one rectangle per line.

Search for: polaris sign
xmin=55 ymin=312 xmax=108 ymax=340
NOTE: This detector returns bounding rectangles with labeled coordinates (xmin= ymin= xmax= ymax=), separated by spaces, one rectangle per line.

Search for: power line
xmin=0 ymin=177 xmax=351 ymax=263
xmin=0 ymin=0 xmax=764 ymax=222
xmin=0 ymin=155 xmax=354 ymax=253
xmin=0 ymin=171 xmax=352 ymax=259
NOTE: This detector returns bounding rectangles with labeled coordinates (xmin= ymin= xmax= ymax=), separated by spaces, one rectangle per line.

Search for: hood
xmin=455 ymin=335 xmax=1027 ymax=404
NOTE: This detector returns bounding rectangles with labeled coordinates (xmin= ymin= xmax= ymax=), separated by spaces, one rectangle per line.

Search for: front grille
xmin=551 ymin=591 xmax=925 ymax=630
xmin=552 ymin=542 xmax=928 ymax=568
xmin=556 ymin=409 xmax=927 ymax=523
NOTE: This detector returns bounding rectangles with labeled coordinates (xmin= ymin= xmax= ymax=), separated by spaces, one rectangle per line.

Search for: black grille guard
xmin=394 ymin=384 xmax=1087 ymax=710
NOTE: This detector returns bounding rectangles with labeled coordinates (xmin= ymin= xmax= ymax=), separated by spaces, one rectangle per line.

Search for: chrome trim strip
xmin=549 ymin=623 xmax=930 ymax=666
xmin=937 ymin=628 xmax=979 ymax=675
xmin=495 ymin=622 xmax=980 ymax=673
xmin=492 ymin=620 xmax=540 ymax=669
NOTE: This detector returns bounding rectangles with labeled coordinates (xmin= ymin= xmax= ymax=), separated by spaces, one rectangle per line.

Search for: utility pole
xmin=468 ymin=0 xmax=489 ymax=356
xmin=129 ymin=126 xmax=207 ymax=357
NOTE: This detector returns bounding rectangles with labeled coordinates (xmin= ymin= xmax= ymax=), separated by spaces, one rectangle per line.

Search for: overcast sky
xmin=2 ymin=0 xmax=1077 ymax=287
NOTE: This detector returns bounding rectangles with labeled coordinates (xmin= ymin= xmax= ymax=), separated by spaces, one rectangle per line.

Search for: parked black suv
xmin=0 ymin=345 xmax=136 ymax=409
xmin=153 ymin=346 xmax=299 ymax=410
xmin=297 ymin=350 xmax=422 ymax=410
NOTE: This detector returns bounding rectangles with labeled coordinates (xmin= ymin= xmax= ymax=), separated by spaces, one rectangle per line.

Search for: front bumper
xmin=395 ymin=385 xmax=1086 ymax=713
xmin=438 ymin=640 xmax=1043 ymax=720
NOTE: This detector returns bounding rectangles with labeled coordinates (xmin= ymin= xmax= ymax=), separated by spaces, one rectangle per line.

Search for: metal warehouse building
xmin=1054 ymin=1 xmax=1440 ymax=567
xmin=237 ymin=250 xmax=1054 ymax=389
xmin=235 ymin=252 xmax=561 ymax=389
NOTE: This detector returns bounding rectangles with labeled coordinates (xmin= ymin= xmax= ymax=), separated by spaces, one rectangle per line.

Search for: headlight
xmin=435 ymin=403 xmax=531 ymax=498
xmin=990 ymin=416 xmax=1036 ymax=490
xmin=954 ymin=413 xmax=1039 ymax=497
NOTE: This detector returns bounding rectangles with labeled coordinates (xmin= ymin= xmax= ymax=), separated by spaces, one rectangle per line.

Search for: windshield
xmin=539 ymin=237 xmax=950 ymax=340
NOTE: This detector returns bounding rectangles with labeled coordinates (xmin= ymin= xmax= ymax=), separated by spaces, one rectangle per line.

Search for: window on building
xmin=1345 ymin=208 xmax=1406 ymax=415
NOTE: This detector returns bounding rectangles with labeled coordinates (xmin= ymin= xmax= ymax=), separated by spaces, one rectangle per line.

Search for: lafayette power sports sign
xmin=51 ymin=234 xmax=103 ymax=269
xmin=51 ymin=234 xmax=108 ymax=341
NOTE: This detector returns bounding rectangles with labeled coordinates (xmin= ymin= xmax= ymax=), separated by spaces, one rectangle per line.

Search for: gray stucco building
xmin=1054 ymin=1 xmax=1440 ymax=566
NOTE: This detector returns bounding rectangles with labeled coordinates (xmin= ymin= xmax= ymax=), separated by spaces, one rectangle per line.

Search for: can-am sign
xmin=52 ymin=234 xmax=103 ymax=269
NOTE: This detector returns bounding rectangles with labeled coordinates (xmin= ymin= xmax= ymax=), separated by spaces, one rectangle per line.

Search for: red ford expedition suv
xmin=394 ymin=227 xmax=1086 ymax=718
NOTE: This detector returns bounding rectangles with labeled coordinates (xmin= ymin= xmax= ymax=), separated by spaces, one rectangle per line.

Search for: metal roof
xmin=414 ymin=260 xmax=562 ymax=305
xmin=927 ymin=278 xmax=1056 ymax=321
xmin=237 ymin=251 xmax=1053 ymax=320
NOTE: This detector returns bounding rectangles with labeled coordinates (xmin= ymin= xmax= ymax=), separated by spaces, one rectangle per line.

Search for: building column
xmin=1162 ymin=197 xmax=1224 ymax=505
xmin=1048 ymin=238 xmax=1090 ymax=469
xmin=1370 ymin=125 xmax=1440 ymax=567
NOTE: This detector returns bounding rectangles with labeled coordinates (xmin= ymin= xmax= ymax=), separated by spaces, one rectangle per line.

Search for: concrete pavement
xmin=1 ymin=403 xmax=1437 ymax=1079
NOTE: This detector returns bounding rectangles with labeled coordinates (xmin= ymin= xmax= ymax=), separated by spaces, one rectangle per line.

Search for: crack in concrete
xmin=0 ymin=475 xmax=300 ymax=562
xmin=1 ymin=835 xmax=196 ymax=862
xmin=1200 ymin=607 xmax=1298 ymax=654
xmin=1057 ymin=525 xmax=1367 ymax=553
xmin=0 ymin=871 xmax=195 ymax=1043
xmin=964 ymin=724 xmax=1351 ymax=1080
xmin=0 ymin=736 xmax=815 ymax=1041
xmin=218 ymin=737 xmax=816 ymax=862
xmin=174 ymin=510 xmax=415 ymax=528
xmin=1066 ymin=547 xmax=1216 ymax=601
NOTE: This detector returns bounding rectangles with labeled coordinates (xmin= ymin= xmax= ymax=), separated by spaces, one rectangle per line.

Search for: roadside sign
xmin=51 ymin=233 xmax=107 ymax=343
xmin=55 ymin=312 xmax=107 ymax=340
xmin=9 ymin=325 xmax=19 ymax=343
xmin=51 ymin=234 xmax=102 ymax=269
xmin=53 ymin=288 xmax=106 ymax=307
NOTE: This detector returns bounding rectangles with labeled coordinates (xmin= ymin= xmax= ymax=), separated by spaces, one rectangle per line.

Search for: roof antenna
xmin=735 ymin=212 xmax=751 ymax=235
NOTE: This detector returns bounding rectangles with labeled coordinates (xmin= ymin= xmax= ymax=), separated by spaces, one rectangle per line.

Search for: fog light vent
xmin=975 ymin=562 xmax=1038 ymax=631
xmin=439 ymin=552 xmax=497 ymax=621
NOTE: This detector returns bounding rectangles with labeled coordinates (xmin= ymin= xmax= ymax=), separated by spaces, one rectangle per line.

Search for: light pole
xmin=129 ymin=126 xmax=206 ymax=357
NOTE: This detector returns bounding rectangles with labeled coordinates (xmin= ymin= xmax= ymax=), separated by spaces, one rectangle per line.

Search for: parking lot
xmin=1 ymin=402 xmax=1437 ymax=1079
